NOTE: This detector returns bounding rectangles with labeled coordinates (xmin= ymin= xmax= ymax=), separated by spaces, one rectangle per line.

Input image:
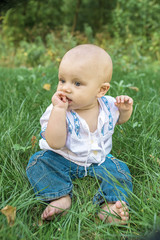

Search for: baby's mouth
xmin=66 ymin=97 xmax=72 ymax=104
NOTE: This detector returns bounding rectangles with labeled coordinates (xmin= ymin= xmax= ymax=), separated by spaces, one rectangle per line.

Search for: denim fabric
xmin=26 ymin=150 xmax=132 ymax=205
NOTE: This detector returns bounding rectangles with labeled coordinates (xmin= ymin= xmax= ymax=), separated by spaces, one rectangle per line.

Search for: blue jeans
xmin=26 ymin=150 xmax=132 ymax=205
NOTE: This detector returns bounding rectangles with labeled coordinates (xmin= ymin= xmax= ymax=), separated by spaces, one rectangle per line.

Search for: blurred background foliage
xmin=0 ymin=0 xmax=159 ymax=67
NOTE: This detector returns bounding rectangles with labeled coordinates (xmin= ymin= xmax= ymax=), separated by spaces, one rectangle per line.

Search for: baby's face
xmin=57 ymin=45 xmax=112 ymax=111
xmin=57 ymin=55 xmax=102 ymax=111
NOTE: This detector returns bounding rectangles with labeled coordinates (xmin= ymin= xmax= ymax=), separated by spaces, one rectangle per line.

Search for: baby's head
xmin=57 ymin=44 xmax=113 ymax=110
xmin=59 ymin=44 xmax=112 ymax=85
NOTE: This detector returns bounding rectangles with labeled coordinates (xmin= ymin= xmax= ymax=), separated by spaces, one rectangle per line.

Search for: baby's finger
xmin=115 ymin=96 xmax=120 ymax=103
xmin=62 ymin=95 xmax=67 ymax=103
xmin=124 ymin=96 xmax=129 ymax=101
xmin=124 ymin=96 xmax=133 ymax=105
xmin=56 ymin=91 xmax=67 ymax=101
xmin=129 ymin=97 xmax=133 ymax=104
xmin=116 ymin=96 xmax=124 ymax=103
xmin=57 ymin=91 xmax=66 ymax=97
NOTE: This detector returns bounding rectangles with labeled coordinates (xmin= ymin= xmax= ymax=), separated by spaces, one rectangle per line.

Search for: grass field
xmin=0 ymin=63 xmax=160 ymax=240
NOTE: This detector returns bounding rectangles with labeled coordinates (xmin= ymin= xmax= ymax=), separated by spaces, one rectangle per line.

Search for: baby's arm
xmin=45 ymin=91 xmax=68 ymax=149
xmin=114 ymin=95 xmax=133 ymax=125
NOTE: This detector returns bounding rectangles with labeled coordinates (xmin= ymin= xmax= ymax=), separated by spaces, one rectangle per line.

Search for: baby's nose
xmin=61 ymin=84 xmax=71 ymax=93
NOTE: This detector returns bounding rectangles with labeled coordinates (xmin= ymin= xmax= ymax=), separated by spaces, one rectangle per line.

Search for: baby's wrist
xmin=118 ymin=106 xmax=133 ymax=114
xmin=119 ymin=105 xmax=132 ymax=110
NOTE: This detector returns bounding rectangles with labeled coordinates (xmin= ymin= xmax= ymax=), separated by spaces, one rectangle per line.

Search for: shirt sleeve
xmin=40 ymin=104 xmax=53 ymax=139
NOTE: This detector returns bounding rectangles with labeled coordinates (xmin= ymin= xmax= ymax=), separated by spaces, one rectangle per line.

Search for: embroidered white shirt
xmin=39 ymin=96 xmax=119 ymax=168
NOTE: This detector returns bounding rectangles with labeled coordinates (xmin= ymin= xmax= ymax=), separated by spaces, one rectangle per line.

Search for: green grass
xmin=0 ymin=64 xmax=160 ymax=240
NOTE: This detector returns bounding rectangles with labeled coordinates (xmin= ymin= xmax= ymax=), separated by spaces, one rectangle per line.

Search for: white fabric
xmin=39 ymin=96 xmax=119 ymax=167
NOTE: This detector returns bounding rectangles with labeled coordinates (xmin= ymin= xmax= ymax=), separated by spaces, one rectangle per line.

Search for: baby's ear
xmin=97 ymin=83 xmax=110 ymax=98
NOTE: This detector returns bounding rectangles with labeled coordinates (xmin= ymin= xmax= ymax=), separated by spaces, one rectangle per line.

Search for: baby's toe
xmin=120 ymin=219 xmax=129 ymax=225
xmin=121 ymin=211 xmax=129 ymax=217
xmin=115 ymin=201 xmax=122 ymax=209
xmin=121 ymin=215 xmax=129 ymax=221
xmin=116 ymin=201 xmax=128 ymax=212
xmin=41 ymin=207 xmax=50 ymax=220
xmin=120 ymin=209 xmax=129 ymax=224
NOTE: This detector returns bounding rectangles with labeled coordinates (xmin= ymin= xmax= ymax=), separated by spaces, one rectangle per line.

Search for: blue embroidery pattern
xmin=67 ymin=116 xmax=73 ymax=134
xmin=101 ymin=125 xmax=105 ymax=135
xmin=71 ymin=111 xmax=81 ymax=137
xmin=40 ymin=127 xmax=47 ymax=139
xmin=101 ymin=97 xmax=113 ymax=132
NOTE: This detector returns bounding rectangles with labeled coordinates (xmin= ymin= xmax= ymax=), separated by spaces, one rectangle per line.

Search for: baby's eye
xmin=60 ymin=79 xmax=65 ymax=84
xmin=75 ymin=81 xmax=81 ymax=86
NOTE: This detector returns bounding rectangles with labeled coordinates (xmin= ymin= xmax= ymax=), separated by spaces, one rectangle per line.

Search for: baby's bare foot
xmin=41 ymin=195 xmax=71 ymax=221
xmin=98 ymin=201 xmax=129 ymax=224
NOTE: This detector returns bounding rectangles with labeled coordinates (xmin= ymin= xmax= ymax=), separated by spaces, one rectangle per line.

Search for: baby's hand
xmin=114 ymin=95 xmax=133 ymax=111
xmin=52 ymin=91 xmax=68 ymax=110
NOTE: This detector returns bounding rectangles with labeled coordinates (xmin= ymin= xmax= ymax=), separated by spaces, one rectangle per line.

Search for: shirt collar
xmin=66 ymin=97 xmax=110 ymax=136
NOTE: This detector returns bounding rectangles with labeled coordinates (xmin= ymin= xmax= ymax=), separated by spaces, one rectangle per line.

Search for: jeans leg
xmin=89 ymin=154 xmax=132 ymax=205
xmin=26 ymin=150 xmax=77 ymax=201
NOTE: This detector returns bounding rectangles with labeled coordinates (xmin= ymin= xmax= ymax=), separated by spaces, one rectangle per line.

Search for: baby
xmin=26 ymin=44 xmax=133 ymax=224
